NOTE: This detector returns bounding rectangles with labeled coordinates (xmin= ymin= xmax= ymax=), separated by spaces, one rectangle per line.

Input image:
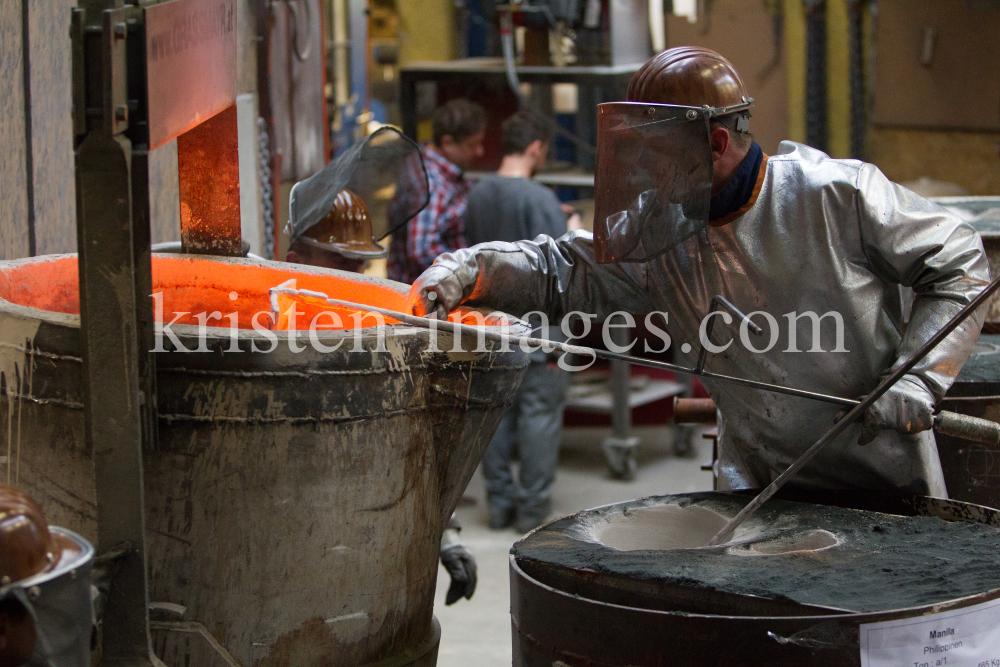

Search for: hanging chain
xmin=257 ymin=117 xmax=276 ymax=260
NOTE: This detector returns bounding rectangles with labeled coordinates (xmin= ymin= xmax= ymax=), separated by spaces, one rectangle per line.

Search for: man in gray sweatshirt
xmin=465 ymin=111 xmax=580 ymax=532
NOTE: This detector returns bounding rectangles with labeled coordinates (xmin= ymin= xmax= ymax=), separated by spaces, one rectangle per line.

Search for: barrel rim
xmin=510 ymin=552 xmax=1000 ymax=623
xmin=511 ymin=492 xmax=1000 ymax=622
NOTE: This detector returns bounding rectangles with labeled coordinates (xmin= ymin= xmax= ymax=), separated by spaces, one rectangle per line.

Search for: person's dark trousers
xmin=482 ymin=358 xmax=568 ymax=531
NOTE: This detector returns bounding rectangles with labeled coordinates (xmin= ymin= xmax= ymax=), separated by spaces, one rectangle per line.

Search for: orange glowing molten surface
xmin=0 ymin=255 xmax=498 ymax=330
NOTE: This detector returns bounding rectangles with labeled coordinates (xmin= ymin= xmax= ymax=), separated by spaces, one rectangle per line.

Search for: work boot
xmin=515 ymin=497 xmax=552 ymax=534
xmin=515 ymin=512 xmax=548 ymax=534
xmin=488 ymin=505 xmax=515 ymax=530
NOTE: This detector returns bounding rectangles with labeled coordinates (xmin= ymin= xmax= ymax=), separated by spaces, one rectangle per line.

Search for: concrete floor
xmin=432 ymin=424 xmax=715 ymax=666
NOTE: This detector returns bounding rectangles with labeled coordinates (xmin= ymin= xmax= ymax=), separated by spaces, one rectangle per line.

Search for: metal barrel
xmin=0 ymin=253 xmax=528 ymax=667
xmin=511 ymin=489 xmax=1000 ymax=667
xmin=938 ymin=334 xmax=1000 ymax=509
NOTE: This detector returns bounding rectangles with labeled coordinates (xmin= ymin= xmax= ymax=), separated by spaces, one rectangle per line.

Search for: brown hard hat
xmin=628 ymin=47 xmax=750 ymax=110
xmin=0 ymin=484 xmax=55 ymax=585
xmin=300 ymin=189 xmax=387 ymax=259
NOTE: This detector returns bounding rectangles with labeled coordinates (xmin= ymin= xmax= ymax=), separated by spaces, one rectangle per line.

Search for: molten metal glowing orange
xmin=0 ymin=255 xmax=495 ymax=330
xmin=177 ymin=104 xmax=243 ymax=256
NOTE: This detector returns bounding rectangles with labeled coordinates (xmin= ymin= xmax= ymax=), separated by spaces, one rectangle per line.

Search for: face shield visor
xmin=1 ymin=527 xmax=94 ymax=667
xmin=593 ymin=102 xmax=723 ymax=263
xmin=288 ymin=127 xmax=430 ymax=256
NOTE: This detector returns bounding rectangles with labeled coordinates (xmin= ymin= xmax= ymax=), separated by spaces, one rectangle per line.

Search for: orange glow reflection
xmin=0 ymin=255 xmax=502 ymax=331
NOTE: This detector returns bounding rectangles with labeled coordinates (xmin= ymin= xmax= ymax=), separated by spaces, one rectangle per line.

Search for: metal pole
xmin=289 ymin=288 xmax=1000 ymax=444
xmin=610 ymin=327 xmax=631 ymax=440
xmin=603 ymin=325 xmax=639 ymax=479
xmin=74 ymin=2 xmax=159 ymax=664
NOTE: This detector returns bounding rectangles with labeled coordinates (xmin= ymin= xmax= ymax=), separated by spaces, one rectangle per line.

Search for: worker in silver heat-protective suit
xmin=408 ymin=47 xmax=990 ymax=497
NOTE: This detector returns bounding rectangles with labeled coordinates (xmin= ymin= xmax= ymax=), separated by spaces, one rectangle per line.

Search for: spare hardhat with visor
xmin=287 ymin=126 xmax=430 ymax=260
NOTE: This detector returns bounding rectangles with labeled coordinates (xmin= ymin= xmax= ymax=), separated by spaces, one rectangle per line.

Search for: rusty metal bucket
xmin=0 ymin=253 xmax=528 ymax=667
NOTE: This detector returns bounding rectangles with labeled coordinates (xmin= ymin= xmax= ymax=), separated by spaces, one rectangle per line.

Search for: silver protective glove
xmin=858 ymin=375 xmax=936 ymax=446
xmin=439 ymin=544 xmax=477 ymax=605
xmin=408 ymin=255 xmax=479 ymax=320
xmin=408 ymin=235 xmax=652 ymax=324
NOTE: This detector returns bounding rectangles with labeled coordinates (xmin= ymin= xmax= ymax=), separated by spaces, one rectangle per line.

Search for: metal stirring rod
xmin=272 ymin=284 xmax=851 ymax=404
xmin=270 ymin=284 xmax=1000 ymax=446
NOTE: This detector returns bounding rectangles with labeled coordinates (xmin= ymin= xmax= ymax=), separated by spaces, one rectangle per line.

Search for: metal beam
xmin=73 ymin=4 xmax=159 ymax=665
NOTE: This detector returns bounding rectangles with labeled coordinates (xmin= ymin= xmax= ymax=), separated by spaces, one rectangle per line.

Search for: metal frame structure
xmin=71 ymin=1 xmax=239 ymax=662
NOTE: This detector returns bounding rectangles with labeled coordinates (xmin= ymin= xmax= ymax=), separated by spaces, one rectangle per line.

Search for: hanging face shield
xmin=287 ymin=126 xmax=430 ymax=258
xmin=0 ymin=486 xmax=94 ymax=667
xmin=592 ymin=100 xmax=751 ymax=263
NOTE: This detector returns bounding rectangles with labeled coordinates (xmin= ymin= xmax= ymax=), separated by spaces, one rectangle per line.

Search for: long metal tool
xmin=271 ymin=285 xmax=855 ymax=404
xmin=269 ymin=283 xmax=1000 ymax=446
xmin=706 ymin=274 xmax=1000 ymax=546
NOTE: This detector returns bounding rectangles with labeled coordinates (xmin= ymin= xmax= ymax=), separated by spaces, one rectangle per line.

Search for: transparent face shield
xmin=288 ymin=126 xmax=430 ymax=253
xmin=592 ymin=102 xmax=716 ymax=264
xmin=1 ymin=528 xmax=94 ymax=667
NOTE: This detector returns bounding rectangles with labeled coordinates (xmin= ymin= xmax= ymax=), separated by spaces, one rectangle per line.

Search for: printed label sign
xmin=860 ymin=597 xmax=1000 ymax=667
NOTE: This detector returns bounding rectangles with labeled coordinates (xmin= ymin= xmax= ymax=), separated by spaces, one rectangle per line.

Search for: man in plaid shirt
xmin=388 ymin=99 xmax=487 ymax=284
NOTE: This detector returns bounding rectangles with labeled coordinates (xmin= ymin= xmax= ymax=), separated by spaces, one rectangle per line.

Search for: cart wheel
xmin=602 ymin=437 xmax=640 ymax=481
xmin=673 ymin=425 xmax=697 ymax=459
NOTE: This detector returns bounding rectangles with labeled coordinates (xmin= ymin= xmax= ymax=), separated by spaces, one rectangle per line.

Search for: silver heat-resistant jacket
xmin=432 ymin=142 xmax=989 ymax=496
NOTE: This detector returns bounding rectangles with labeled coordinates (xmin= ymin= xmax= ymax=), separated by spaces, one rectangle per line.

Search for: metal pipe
xmin=706 ymin=274 xmax=1000 ymax=546
xmin=332 ymin=0 xmax=349 ymax=106
xmin=609 ymin=327 xmax=631 ymax=439
xmin=673 ymin=398 xmax=718 ymax=424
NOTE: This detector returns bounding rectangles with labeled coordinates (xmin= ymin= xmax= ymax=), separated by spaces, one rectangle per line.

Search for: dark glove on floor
xmin=440 ymin=544 xmax=477 ymax=605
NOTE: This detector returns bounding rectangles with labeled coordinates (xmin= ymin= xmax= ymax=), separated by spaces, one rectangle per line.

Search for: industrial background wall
xmin=0 ymin=0 xmax=262 ymax=262
xmin=665 ymin=0 xmax=789 ymax=156
xmin=870 ymin=128 xmax=1000 ymax=196
xmin=270 ymin=0 xmax=327 ymax=181
xmin=0 ymin=0 xmax=76 ymax=260
xmin=869 ymin=0 xmax=1000 ymax=195
xmin=397 ymin=0 xmax=457 ymax=65
xmin=873 ymin=0 xmax=1000 ymax=132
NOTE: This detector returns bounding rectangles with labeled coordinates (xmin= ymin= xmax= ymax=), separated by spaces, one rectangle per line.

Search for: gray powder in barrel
xmin=513 ymin=493 xmax=1000 ymax=613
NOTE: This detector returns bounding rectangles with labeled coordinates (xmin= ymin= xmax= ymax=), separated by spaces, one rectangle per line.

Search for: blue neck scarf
xmin=709 ymin=141 xmax=763 ymax=222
